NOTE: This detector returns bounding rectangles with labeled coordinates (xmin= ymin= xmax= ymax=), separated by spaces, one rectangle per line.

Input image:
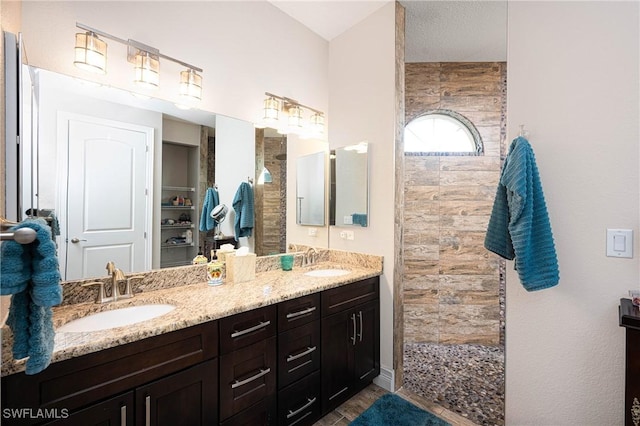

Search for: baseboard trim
xmin=373 ymin=366 xmax=394 ymax=391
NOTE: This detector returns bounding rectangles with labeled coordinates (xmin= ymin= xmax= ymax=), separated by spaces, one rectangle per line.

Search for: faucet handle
xmin=122 ymin=275 xmax=144 ymax=298
xmin=82 ymin=281 xmax=109 ymax=304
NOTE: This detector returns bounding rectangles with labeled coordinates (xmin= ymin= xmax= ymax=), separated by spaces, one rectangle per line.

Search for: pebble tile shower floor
xmin=403 ymin=343 xmax=505 ymax=426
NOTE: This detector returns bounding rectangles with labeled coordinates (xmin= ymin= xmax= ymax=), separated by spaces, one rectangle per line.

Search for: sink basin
xmin=57 ymin=304 xmax=176 ymax=333
xmin=304 ymin=269 xmax=350 ymax=277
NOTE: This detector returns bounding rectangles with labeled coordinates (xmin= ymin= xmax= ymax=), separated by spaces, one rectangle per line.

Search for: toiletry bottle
xmin=207 ymin=250 xmax=223 ymax=286
xmin=185 ymin=229 xmax=193 ymax=244
xmin=192 ymin=248 xmax=208 ymax=265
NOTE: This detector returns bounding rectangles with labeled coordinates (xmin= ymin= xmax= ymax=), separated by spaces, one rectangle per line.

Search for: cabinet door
xmin=353 ymin=300 xmax=380 ymax=390
xmin=43 ymin=392 xmax=134 ymax=426
xmin=320 ymin=310 xmax=355 ymax=415
xmin=135 ymin=359 xmax=218 ymax=426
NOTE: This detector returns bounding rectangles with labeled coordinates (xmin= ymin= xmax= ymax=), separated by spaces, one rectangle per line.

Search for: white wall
xmin=20 ymin=1 xmax=328 ymax=129
xmin=328 ymin=2 xmax=397 ymax=387
xmin=215 ymin=115 xmax=256 ymax=250
xmin=506 ymin=2 xmax=639 ymax=424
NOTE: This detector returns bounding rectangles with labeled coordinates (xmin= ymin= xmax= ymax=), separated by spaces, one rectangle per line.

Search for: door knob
xmin=70 ymin=238 xmax=87 ymax=243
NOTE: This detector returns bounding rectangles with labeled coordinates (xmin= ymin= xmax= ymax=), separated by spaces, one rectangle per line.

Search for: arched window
xmin=404 ymin=110 xmax=483 ymax=155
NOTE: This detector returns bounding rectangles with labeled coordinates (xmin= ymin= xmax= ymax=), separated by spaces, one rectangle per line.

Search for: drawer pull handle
xmin=231 ymin=320 xmax=271 ymax=338
xmin=358 ymin=310 xmax=363 ymax=342
xmin=121 ymin=405 xmax=127 ymax=426
xmin=287 ymin=346 xmax=317 ymax=362
xmin=287 ymin=397 xmax=317 ymax=419
xmin=351 ymin=313 xmax=357 ymax=345
xmin=286 ymin=306 xmax=316 ymax=319
xmin=145 ymin=396 xmax=150 ymax=426
xmin=231 ymin=367 xmax=271 ymax=389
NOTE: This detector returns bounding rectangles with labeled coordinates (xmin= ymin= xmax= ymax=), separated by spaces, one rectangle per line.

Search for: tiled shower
xmin=402 ymin=62 xmax=507 ymax=425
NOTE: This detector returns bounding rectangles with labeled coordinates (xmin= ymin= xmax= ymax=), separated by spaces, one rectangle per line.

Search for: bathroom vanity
xmin=1 ymin=254 xmax=381 ymax=426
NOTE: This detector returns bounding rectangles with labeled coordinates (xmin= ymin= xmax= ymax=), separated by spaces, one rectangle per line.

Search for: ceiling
xmin=268 ymin=0 xmax=507 ymax=62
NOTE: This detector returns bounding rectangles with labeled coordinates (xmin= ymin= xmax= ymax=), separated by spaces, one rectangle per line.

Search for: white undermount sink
xmin=57 ymin=304 xmax=176 ymax=333
xmin=304 ymin=269 xmax=350 ymax=277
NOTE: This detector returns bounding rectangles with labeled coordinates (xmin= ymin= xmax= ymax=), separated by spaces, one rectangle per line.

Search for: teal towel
xmin=1 ymin=219 xmax=62 ymax=374
xmin=352 ymin=213 xmax=368 ymax=227
xmin=232 ymin=182 xmax=254 ymax=240
xmin=199 ymin=187 xmax=220 ymax=232
xmin=484 ymin=137 xmax=559 ymax=291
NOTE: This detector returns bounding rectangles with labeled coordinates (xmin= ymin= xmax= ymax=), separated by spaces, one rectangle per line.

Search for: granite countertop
xmin=1 ymin=260 xmax=382 ymax=376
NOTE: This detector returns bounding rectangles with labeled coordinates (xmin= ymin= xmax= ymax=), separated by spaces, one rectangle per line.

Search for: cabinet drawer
xmin=278 ymin=293 xmax=320 ymax=332
xmin=278 ymin=320 xmax=321 ymax=389
xmin=321 ymin=277 xmax=379 ymax=317
xmin=219 ymin=336 xmax=277 ymax=421
xmin=220 ymin=305 xmax=277 ymax=354
xmin=1 ymin=321 xmax=218 ymax=418
xmin=220 ymin=395 xmax=276 ymax=426
xmin=278 ymin=371 xmax=321 ymax=426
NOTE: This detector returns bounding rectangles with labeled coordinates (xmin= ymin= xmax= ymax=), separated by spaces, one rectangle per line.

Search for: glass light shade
xmin=179 ymin=69 xmax=202 ymax=100
xmin=134 ymin=52 xmax=160 ymax=89
xmin=287 ymin=105 xmax=304 ymax=133
xmin=263 ymin=97 xmax=280 ymax=124
xmin=309 ymin=113 xmax=325 ymax=134
xmin=74 ymin=32 xmax=107 ymax=74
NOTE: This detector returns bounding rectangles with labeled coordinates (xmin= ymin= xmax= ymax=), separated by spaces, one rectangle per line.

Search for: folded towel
xmin=352 ymin=213 xmax=368 ymax=227
xmin=199 ymin=187 xmax=220 ymax=232
xmin=484 ymin=137 xmax=559 ymax=291
xmin=233 ymin=182 xmax=255 ymax=241
xmin=1 ymin=219 xmax=62 ymax=374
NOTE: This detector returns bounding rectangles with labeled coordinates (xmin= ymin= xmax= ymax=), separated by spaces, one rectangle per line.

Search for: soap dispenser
xmin=207 ymin=250 xmax=223 ymax=286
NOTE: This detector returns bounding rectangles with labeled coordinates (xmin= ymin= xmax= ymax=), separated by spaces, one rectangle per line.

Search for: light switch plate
xmin=606 ymin=229 xmax=633 ymax=258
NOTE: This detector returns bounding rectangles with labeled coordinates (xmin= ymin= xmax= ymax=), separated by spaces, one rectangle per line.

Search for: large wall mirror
xmin=295 ymin=151 xmax=326 ymax=226
xmin=330 ymin=142 xmax=369 ymax=227
xmin=14 ymin=65 xmax=328 ymax=281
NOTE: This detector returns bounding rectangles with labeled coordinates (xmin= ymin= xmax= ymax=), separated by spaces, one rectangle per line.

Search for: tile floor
xmin=312 ymin=384 xmax=478 ymax=426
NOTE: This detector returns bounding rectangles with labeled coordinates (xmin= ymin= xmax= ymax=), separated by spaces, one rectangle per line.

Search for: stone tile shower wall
xmin=403 ymin=62 xmax=506 ymax=345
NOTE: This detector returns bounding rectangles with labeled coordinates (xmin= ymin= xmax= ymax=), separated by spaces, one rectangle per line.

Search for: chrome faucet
xmin=303 ymin=247 xmax=318 ymax=267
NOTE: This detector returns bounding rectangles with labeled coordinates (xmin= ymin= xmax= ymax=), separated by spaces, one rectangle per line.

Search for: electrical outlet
xmin=345 ymin=230 xmax=355 ymax=240
xmin=340 ymin=231 xmax=347 ymax=239
xmin=308 ymin=227 xmax=317 ymax=237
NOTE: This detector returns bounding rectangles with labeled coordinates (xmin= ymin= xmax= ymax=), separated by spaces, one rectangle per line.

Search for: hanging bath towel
xmin=233 ymin=182 xmax=255 ymax=240
xmin=200 ymin=187 xmax=220 ymax=232
xmin=1 ymin=218 xmax=63 ymax=374
xmin=484 ymin=136 xmax=559 ymax=291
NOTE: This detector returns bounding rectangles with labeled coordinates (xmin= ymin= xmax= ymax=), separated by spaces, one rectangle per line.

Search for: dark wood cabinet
xmin=278 ymin=371 xmax=321 ymax=426
xmin=276 ymin=294 xmax=323 ymax=426
xmin=135 ymin=359 xmax=218 ymax=426
xmin=43 ymin=392 xmax=134 ymax=426
xmin=2 ymin=275 xmax=381 ymax=426
xmin=2 ymin=321 xmax=219 ymax=426
xmin=619 ymin=299 xmax=640 ymax=426
xmin=219 ymin=305 xmax=278 ymax=423
xmin=320 ymin=278 xmax=380 ymax=415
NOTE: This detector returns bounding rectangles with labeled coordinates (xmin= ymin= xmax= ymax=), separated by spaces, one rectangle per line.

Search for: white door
xmin=65 ymin=118 xmax=151 ymax=280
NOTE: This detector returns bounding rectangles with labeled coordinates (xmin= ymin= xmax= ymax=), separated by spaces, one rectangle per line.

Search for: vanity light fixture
xmin=257 ymin=92 xmax=325 ymax=137
xmin=133 ymin=51 xmax=160 ymax=89
xmin=73 ymin=23 xmax=204 ymax=99
xmin=179 ymin=68 xmax=203 ymax=101
xmin=74 ymin=31 xmax=107 ymax=74
xmin=263 ymin=96 xmax=281 ymax=124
